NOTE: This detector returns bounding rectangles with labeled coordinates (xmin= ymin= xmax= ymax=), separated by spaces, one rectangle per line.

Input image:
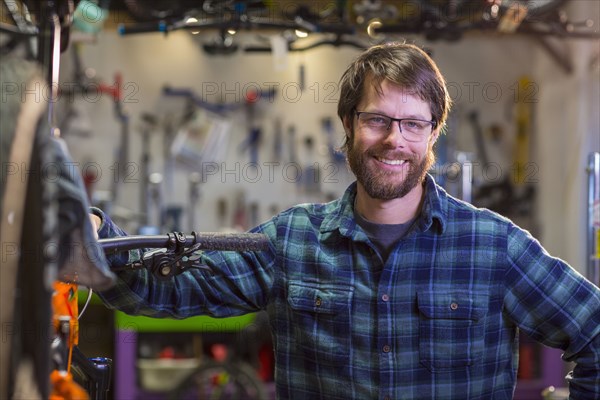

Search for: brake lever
xmin=126 ymin=245 xmax=211 ymax=279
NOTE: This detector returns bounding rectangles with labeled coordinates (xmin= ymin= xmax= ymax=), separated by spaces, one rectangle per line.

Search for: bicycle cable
xmin=77 ymin=288 xmax=94 ymax=320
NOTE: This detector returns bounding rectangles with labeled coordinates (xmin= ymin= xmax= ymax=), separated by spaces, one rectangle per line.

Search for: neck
xmin=354 ymin=181 xmax=425 ymax=224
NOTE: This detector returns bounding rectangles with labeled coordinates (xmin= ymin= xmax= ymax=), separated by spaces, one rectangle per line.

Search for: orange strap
xmin=49 ymin=370 xmax=89 ymax=400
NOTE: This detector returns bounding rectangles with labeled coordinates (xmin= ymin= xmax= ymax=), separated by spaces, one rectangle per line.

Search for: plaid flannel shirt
xmin=96 ymin=175 xmax=600 ymax=399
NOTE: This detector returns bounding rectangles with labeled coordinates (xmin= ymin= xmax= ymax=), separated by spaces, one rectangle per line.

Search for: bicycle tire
xmin=168 ymin=359 xmax=268 ymax=400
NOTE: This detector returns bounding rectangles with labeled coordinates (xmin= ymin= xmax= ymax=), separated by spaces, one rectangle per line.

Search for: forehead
xmin=359 ymin=77 xmax=431 ymax=114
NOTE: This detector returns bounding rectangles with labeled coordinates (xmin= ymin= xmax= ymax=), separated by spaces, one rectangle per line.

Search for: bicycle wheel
xmin=168 ymin=359 xmax=268 ymax=400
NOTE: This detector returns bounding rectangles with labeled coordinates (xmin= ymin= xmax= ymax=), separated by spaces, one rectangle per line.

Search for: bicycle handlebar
xmin=99 ymin=232 xmax=270 ymax=254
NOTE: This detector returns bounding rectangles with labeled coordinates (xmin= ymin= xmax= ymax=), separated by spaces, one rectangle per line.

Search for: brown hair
xmin=337 ymin=42 xmax=452 ymax=152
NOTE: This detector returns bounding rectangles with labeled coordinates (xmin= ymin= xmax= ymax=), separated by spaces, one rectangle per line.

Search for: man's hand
xmin=90 ymin=214 xmax=101 ymax=240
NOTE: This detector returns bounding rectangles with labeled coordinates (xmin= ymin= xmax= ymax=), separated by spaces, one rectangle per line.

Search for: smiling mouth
xmin=375 ymin=156 xmax=408 ymax=166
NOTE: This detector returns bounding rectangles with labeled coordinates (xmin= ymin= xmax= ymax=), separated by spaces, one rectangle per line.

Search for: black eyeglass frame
xmin=354 ymin=110 xmax=436 ymax=138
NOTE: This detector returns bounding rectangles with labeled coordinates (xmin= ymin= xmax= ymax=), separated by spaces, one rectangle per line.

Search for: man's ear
xmin=342 ymin=116 xmax=353 ymax=137
xmin=430 ymin=127 xmax=441 ymax=146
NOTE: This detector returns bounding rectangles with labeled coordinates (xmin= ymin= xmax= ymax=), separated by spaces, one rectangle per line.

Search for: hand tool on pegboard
xmin=287 ymin=124 xmax=298 ymax=165
xmin=510 ymin=76 xmax=537 ymax=218
xmin=512 ymin=76 xmax=534 ymax=187
xmin=240 ymin=89 xmax=262 ymax=164
xmin=321 ymin=116 xmax=345 ymax=165
xmin=238 ymin=88 xmax=277 ymax=164
xmin=272 ymin=117 xmax=283 ymax=162
xmin=302 ymin=135 xmax=321 ymax=195
xmin=138 ymin=113 xmax=158 ymax=228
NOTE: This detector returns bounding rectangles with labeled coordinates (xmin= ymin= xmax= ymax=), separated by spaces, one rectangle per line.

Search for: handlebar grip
xmin=99 ymin=232 xmax=269 ymax=254
xmin=191 ymin=232 xmax=270 ymax=252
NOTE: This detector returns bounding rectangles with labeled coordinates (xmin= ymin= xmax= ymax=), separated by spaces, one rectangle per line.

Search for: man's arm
xmin=503 ymin=224 xmax=600 ymax=399
xmin=90 ymin=208 xmax=278 ymax=319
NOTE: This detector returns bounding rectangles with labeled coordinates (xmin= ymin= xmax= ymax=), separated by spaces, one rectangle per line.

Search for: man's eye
xmin=366 ymin=116 xmax=388 ymax=125
xmin=405 ymin=120 xmax=426 ymax=129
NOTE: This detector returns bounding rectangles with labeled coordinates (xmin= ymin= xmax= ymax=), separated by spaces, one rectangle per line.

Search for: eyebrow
xmin=363 ymin=110 xmax=432 ymax=121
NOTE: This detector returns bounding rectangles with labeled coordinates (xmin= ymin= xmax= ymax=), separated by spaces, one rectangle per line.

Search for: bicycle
xmin=50 ymin=230 xmax=270 ymax=400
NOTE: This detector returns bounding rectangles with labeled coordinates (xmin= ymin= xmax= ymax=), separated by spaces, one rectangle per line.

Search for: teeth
xmin=377 ymin=157 xmax=406 ymax=166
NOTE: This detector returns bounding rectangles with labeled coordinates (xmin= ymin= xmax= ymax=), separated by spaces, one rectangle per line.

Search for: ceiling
xmin=1 ymin=0 xmax=597 ymax=69
xmin=103 ymin=0 xmax=596 ymax=42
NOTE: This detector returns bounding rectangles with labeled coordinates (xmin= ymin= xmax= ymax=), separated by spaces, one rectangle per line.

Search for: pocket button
xmin=450 ymin=302 xmax=459 ymax=310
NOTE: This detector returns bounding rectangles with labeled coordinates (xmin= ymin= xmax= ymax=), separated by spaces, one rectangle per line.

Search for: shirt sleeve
xmin=92 ymin=207 xmax=277 ymax=319
xmin=503 ymin=223 xmax=600 ymax=399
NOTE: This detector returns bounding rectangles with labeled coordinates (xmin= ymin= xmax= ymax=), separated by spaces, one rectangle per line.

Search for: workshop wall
xmin=532 ymin=0 xmax=600 ymax=275
xmin=61 ymin=31 xmax=361 ymax=232
xmin=59 ymin=1 xmax=599 ymax=275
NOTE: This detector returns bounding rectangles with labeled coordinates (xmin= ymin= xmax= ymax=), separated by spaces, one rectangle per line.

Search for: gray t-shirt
xmin=354 ymin=211 xmax=416 ymax=262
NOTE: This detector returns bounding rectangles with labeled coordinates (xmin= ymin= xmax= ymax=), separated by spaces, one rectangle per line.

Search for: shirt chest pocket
xmin=287 ymin=282 xmax=354 ymax=365
xmin=417 ymin=289 xmax=488 ymax=372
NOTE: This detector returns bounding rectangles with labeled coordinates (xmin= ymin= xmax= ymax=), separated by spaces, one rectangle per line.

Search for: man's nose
xmin=383 ymin=121 xmax=407 ymax=147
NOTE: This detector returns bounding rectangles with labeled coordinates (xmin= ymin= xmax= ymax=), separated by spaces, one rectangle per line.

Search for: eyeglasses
xmin=355 ymin=111 xmax=435 ymax=142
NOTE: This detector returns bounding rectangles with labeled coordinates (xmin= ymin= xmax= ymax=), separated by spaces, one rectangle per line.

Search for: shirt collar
xmin=320 ymin=175 xmax=447 ymax=236
xmin=419 ymin=174 xmax=447 ymax=234
xmin=320 ymin=181 xmax=359 ymax=237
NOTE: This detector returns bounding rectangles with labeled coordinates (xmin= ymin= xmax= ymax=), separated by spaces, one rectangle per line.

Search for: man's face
xmin=345 ymin=79 xmax=439 ymax=200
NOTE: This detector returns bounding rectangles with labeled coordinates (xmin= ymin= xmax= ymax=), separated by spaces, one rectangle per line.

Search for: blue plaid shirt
xmin=96 ymin=175 xmax=600 ymax=399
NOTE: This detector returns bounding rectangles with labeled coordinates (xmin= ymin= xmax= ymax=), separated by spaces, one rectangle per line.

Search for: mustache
xmin=366 ymin=148 xmax=419 ymax=162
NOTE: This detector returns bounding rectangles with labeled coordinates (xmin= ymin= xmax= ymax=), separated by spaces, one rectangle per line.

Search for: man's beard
xmin=347 ymin=140 xmax=435 ymax=200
